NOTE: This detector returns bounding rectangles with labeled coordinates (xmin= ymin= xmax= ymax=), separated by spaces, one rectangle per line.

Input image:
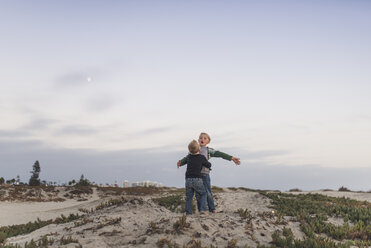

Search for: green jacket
xmin=179 ymin=147 xmax=232 ymax=166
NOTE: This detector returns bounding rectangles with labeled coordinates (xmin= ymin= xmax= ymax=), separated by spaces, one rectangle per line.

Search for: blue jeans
xmin=197 ymin=174 xmax=215 ymax=212
xmin=185 ymin=178 xmax=207 ymax=215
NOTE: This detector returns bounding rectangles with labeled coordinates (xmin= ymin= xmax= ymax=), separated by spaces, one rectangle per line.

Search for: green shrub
xmin=59 ymin=236 xmax=78 ymax=245
xmin=236 ymin=208 xmax=250 ymax=219
xmin=0 ymin=214 xmax=83 ymax=244
xmin=338 ymin=186 xmax=351 ymax=192
xmin=289 ymin=188 xmax=302 ymax=192
xmin=153 ymin=194 xmax=186 ymax=213
xmin=0 ymin=232 xmax=7 ymax=244
xmin=173 ymin=214 xmax=190 ymax=233
xmin=261 ymin=192 xmax=371 ymax=246
xmin=156 ymin=238 xmax=180 ymax=248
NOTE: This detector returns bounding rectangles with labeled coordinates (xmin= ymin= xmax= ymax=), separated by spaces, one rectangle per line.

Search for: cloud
xmin=54 ymin=69 xmax=119 ymax=112
xmin=0 ymin=138 xmax=182 ymax=185
xmin=111 ymin=126 xmax=176 ymax=143
xmin=358 ymin=113 xmax=371 ymax=121
xmin=239 ymin=149 xmax=289 ymax=160
xmin=138 ymin=126 xmax=175 ymax=135
xmin=85 ymin=94 xmax=118 ymax=112
xmin=54 ymin=67 xmax=109 ymax=88
xmin=54 ymin=124 xmax=101 ymax=136
xmin=22 ymin=118 xmax=57 ymax=130
xmin=0 ymin=129 xmax=30 ymax=138
xmin=55 ymin=72 xmax=91 ymax=87
xmin=210 ymin=159 xmax=371 ymax=191
xmin=0 ymin=117 xmax=57 ymax=139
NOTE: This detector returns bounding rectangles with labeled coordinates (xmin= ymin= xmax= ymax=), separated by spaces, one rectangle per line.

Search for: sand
xmin=1 ymin=187 xmax=371 ymax=248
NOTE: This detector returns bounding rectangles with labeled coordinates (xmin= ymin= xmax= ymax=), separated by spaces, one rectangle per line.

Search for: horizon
xmin=1 ymin=174 xmax=369 ymax=193
xmin=2 ymin=157 xmax=371 ymax=192
xmin=1 ymin=1 xmax=370 ymax=191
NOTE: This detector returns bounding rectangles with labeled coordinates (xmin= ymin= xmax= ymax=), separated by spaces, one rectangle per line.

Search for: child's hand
xmin=232 ymin=157 xmax=240 ymax=165
xmin=177 ymin=160 xmax=181 ymax=168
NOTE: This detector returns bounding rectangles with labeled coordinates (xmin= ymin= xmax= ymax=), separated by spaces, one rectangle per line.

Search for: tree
xmin=6 ymin=178 xmax=15 ymax=184
xmin=76 ymin=174 xmax=90 ymax=186
xmin=68 ymin=179 xmax=76 ymax=186
xmin=29 ymin=160 xmax=41 ymax=186
xmin=0 ymin=177 xmax=4 ymax=185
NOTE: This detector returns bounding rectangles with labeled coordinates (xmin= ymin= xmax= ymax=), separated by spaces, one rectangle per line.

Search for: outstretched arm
xmin=209 ymin=148 xmax=240 ymax=165
xmin=177 ymin=155 xmax=188 ymax=168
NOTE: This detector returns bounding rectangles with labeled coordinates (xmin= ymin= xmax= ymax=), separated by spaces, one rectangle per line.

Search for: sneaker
xmin=200 ymin=211 xmax=209 ymax=215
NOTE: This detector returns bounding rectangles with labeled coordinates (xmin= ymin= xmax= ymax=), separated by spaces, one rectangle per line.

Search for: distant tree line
xmin=0 ymin=175 xmax=21 ymax=185
xmin=0 ymin=160 xmax=92 ymax=187
xmin=68 ymin=174 xmax=91 ymax=187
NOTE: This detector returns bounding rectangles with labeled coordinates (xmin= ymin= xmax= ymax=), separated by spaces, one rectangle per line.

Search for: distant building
xmin=131 ymin=180 xmax=163 ymax=187
xmin=123 ymin=180 xmax=130 ymax=188
xmin=99 ymin=184 xmax=113 ymax=188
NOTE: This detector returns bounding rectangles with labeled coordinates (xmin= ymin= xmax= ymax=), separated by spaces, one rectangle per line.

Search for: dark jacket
xmin=184 ymin=154 xmax=211 ymax=178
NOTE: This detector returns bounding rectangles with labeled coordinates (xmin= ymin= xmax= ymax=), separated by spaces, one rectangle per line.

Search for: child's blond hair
xmin=199 ymin=132 xmax=211 ymax=142
xmin=188 ymin=140 xmax=200 ymax=154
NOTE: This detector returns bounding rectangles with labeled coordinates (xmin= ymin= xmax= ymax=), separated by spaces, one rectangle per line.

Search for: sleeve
xmin=202 ymin=157 xmax=212 ymax=168
xmin=179 ymin=155 xmax=188 ymax=166
xmin=208 ymin=147 xmax=233 ymax=161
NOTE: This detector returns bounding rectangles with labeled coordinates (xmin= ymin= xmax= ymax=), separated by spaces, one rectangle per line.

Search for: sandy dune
xmin=0 ymin=187 xmax=100 ymax=226
xmin=1 ymin=187 xmax=371 ymax=247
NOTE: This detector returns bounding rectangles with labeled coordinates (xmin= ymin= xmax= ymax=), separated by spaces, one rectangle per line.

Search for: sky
xmin=1 ymin=0 xmax=370 ymax=191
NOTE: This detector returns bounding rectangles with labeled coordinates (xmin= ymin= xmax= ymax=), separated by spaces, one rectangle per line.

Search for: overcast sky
xmin=1 ymin=1 xmax=370 ymax=191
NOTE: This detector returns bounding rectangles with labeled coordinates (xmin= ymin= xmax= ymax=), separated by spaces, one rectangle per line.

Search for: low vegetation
xmin=236 ymin=208 xmax=251 ymax=219
xmin=97 ymin=185 xmax=165 ymax=196
xmin=156 ymin=238 xmax=179 ymax=248
xmin=59 ymin=236 xmax=79 ymax=245
xmin=338 ymin=186 xmax=351 ymax=192
xmin=0 ymin=214 xmax=82 ymax=245
xmin=2 ymin=185 xmax=371 ymax=247
xmin=173 ymin=214 xmax=190 ymax=233
xmin=288 ymin=188 xmax=302 ymax=192
xmin=0 ymin=235 xmax=79 ymax=248
xmin=0 ymin=186 xmax=64 ymax=202
xmin=261 ymin=192 xmax=371 ymax=247
xmin=153 ymin=193 xmax=197 ymax=213
xmin=156 ymin=238 xmax=247 ymax=248
xmin=153 ymin=194 xmax=185 ymax=213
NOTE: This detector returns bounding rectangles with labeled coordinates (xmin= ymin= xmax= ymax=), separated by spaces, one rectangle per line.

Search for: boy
xmin=178 ymin=140 xmax=211 ymax=215
xmin=177 ymin=132 xmax=240 ymax=213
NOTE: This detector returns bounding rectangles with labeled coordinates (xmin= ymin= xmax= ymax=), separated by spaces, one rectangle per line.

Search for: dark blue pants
xmin=197 ymin=174 xmax=215 ymax=212
xmin=185 ymin=178 xmax=207 ymax=215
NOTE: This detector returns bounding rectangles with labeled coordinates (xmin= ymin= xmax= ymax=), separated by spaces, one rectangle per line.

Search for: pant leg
xmin=195 ymin=191 xmax=201 ymax=212
xmin=196 ymin=190 xmax=201 ymax=212
xmin=193 ymin=178 xmax=207 ymax=212
xmin=202 ymin=174 xmax=215 ymax=212
xmin=185 ymin=179 xmax=195 ymax=215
